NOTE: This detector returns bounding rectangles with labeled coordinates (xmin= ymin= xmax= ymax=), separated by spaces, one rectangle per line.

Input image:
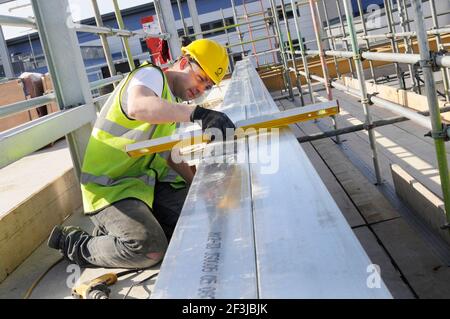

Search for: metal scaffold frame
xmin=0 ymin=0 xmax=175 ymax=178
xmin=291 ymin=0 xmax=450 ymax=229
xmin=1 ymin=0 xmax=449 ymax=231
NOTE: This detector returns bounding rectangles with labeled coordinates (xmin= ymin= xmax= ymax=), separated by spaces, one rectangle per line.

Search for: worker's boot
xmin=47 ymin=225 xmax=83 ymax=251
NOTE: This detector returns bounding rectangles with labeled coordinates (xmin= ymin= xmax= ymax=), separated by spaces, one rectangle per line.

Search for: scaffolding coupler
xmin=431 ymin=50 xmax=448 ymax=72
xmin=358 ymin=48 xmax=367 ymax=62
xmin=417 ymin=51 xmax=446 ymax=72
xmin=366 ymin=92 xmax=379 ymax=105
xmin=424 ymin=123 xmax=450 ymax=142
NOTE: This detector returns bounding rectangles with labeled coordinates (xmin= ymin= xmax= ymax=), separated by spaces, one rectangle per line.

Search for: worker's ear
xmin=179 ymin=56 xmax=189 ymax=70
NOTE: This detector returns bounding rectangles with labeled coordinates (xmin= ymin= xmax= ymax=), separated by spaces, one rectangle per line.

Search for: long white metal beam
xmin=151 ymin=62 xmax=258 ymax=299
xmin=31 ymin=0 xmax=94 ymax=179
xmin=154 ymin=0 xmax=181 ymax=59
xmin=187 ymin=0 xmax=202 ymax=39
xmin=0 ymin=103 xmax=96 ymax=169
xmin=0 ymin=25 xmax=13 ymax=77
xmin=152 ymin=59 xmax=393 ymax=299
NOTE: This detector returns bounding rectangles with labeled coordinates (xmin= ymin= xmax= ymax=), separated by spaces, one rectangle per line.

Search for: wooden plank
xmin=391 ymin=164 xmax=450 ymax=246
xmin=327 ymin=88 xmax=449 ymax=199
xmin=0 ymin=169 xmax=82 ymax=283
xmin=301 ymin=141 xmax=366 ymax=228
xmin=0 ymin=79 xmax=25 ymax=105
xmin=261 ymin=33 xmax=450 ymax=91
xmin=353 ymin=226 xmax=415 ymax=299
xmin=372 ymin=218 xmax=450 ymax=299
xmin=42 ymin=73 xmax=59 ymax=114
xmin=0 ymin=79 xmax=30 ymax=132
xmin=342 ymin=76 xmax=450 ymax=122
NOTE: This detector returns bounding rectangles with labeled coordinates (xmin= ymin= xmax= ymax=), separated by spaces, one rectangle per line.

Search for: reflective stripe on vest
xmin=80 ymin=172 xmax=156 ymax=187
xmin=94 ymin=117 xmax=157 ymax=141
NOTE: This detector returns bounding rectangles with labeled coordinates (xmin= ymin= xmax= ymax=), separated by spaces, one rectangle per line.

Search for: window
xmin=177 ymin=26 xmax=195 ymax=37
xmin=140 ymin=39 xmax=149 ymax=53
xmin=284 ymin=38 xmax=307 ymax=50
xmin=176 ymin=17 xmax=235 ymax=39
xmin=199 ymin=17 xmax=235 ymax=37
xmin=10 ymin=52 xmax=47 ymax=72
xmin=276 ymin=5 xmax=300 ymax=21
xmin=80 ymin=46 xmax=105 ymax=60
xmin=284 ymin=38 xmax=299 ymax=48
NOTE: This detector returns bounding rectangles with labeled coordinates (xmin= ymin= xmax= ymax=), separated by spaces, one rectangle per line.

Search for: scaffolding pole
xmin=291 ymin=0 xmax=315 ymax=103
xmin=321 ymin=0 xmax=341 ymax=80
xmin=242 ymin=0 xmax=259 ymax=67
xmin=411 ymin=0 xmax=450 ymax=229
xmin=231 ymin=0 xmax=246 ymax=59
xmin=342 ymin=0 xmax=382 ymax=184
xmin=112 ymin=0 xmax=135 ymax=70
xmin=0 ymin=25 xmax=13 ymax=78
xmin=397 ymin=0 xmax=418 ymax=92
xmin=176 ymin=0 xmax=188 ymax=37
xmin=91 ymin=0 xmax=117 ymax=87
xmin=269 ymin=0 xmax=294 ymax=100
xmin=0 ymin=14 xmax=36 ymax=28
xmin=220 ymin=8 xmax=234 ymax=72
xmin=154 ymin=0 xmax=181 ymax=59
xmin=187 ymin=0 xmax=202 ymax=39
xmin=258 ymin=0 xmax=277 ymax=64
xmin=309 ymin=0 xmax=340 ymax=142
xmin=356 ymin=0 xmax=376 ymax=82
xmin=429 ymin=0 xmax=450 ymax=102
xmin=30 ymin=0 xmax=95 ymax=180
xmin=383 ymin=0 xmax=405 ymax=89
xmin=280 ymin=0 xmax=304 ymax=104
xmin=335 ymin=0 xmax=355 ymax=76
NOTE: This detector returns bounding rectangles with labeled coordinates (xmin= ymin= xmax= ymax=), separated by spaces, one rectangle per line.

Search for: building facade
xmin=0 ymin=0 xmax=448 ymax=81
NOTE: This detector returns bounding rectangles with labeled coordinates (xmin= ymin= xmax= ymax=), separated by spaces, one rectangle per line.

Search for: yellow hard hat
xmin=181 ymin=39 xmax=229 ymax=85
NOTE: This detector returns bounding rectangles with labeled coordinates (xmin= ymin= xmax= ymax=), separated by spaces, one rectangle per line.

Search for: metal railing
xmin=0 ymin=0 xmax=167 ymax=177
xmin=290 ymin=0 xmax=450 ymax=229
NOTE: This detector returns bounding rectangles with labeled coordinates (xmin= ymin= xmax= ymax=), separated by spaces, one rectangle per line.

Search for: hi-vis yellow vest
xmin=81 ymin=62 xmax=185 ymax=214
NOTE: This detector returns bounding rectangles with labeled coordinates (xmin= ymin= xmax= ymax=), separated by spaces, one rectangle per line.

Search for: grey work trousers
xmin=62 ymin=182 xmax=189 ymax=269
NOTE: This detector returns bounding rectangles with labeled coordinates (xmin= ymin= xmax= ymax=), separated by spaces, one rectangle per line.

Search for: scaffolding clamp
xmin=431 ymin=50 xmax=448 ymax=72
xmin=358 ymin=48 xmax=366 ymax=62
xmin=385 ymin=32 xmax=394 ymax=39
xmin=353 ymin=52 xmax=362 ymax=61
xmin=366 ymin=92 xmax=379 ymax=105
xmin=424 ymin=124 xmax=450 ymax=142
xmin=363 ymin=123 xmax=375 ymax=131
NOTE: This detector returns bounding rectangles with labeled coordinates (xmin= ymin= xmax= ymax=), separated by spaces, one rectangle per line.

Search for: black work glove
xmin=190 ymin=106 xmax=236 ymax=139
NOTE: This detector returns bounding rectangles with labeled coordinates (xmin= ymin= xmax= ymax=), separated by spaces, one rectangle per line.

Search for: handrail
xmin=0 ymin=14 xmax=36 ymax=28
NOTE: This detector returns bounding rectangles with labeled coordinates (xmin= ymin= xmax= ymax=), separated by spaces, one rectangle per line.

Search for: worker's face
xmin=177 ymin=57 xmax=214 ymax=101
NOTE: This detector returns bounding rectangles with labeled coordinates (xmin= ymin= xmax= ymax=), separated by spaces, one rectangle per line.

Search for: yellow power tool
xmin=72 ymin=273 xmax=118 ymax=299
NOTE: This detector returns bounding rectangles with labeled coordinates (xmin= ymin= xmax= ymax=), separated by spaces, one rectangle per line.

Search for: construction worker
xmin=47 ymin=39 xmax=234 ymax=269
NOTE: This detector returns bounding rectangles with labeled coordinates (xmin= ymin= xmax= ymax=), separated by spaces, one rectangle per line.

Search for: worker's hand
xmin=190 ymin=105 xmax=235 ymax=139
